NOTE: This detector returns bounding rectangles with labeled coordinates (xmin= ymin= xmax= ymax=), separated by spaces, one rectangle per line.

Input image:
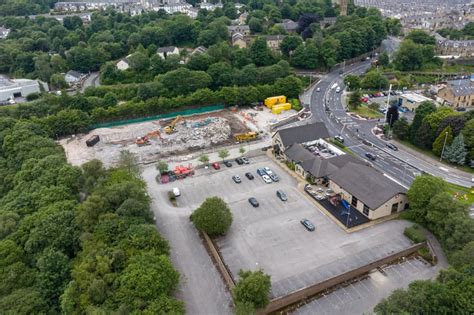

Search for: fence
xmin=260 ymin=242 xmax=426 ymax=314
xmin=91 ymin=104 xmax=226 ymax=129
xmin=202 ymin=232 xmax=236 ymax=291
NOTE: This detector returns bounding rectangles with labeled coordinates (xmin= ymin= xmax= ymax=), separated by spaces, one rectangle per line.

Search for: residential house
xmin=435 ymin=33 xmax=474 ymax=58
xmin=199 ymin=0 xmax=223 ymax=11
xmin=238 ymin=12 xmax=248 ymax=24
xmin=227 ymin=24 xmax=250 ymax=36
xmin=328 ymin=163 xmax=408 ymax=220
xmin=231 ymin=32 xmax=247 ymax=48
xmin=438 ymin=79 xmax=474 ymax=108
xmin=276 ymin=19 xmax=298 ymax=33
xmin=116 ymin=54 xmax=132 ymax=70
xmin=319 ymin=17 xmax=337 ymax=29
xmin=0 ymin=26 xmax=10 ymax=39
xmin=191 ymin=46 xmax=207 ymax=55
xmin=157 ymin=46 xmax=180 ymax=59
xmin=265 ymin=35 xmax=286 ymax=51
xmin=272 ymin=122 xmax=330 ymax=155
xmin=64 ymin=70 xmax=83 ymax=86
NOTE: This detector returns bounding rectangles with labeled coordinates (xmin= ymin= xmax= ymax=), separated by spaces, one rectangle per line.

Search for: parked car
xmin=245 ymin=172 xmax=254 ymax=180
xmin=398 ymin=107 xmax=408 ymax=113
xmin=315 ymin=195 xmax=325 ymax=201
xmin=456 ymin=107 xmax=467 ymax=112
xmin=263 ymin=167 xmax=273 ymax=175
xmin=212 ymin=162 xmax=221 ymax=170
xmin=248 ymin=197 xmax=259 ymax=207
xmin=235 ymin=157 xmax=244 ymax=165
xmin=172 ymin=187 xmax=180 ymax=197
xmin=334 ymin=135 xmax=344 ymax=143
xmin=242 ymin=157 xmax=250 ymax=164
xmin=257 ymin=168 xmax=266 ymax=176
xmin=386 ymin=143 xmax=398 ymax=151
xmin=276 ymin=190 xmax=288 ymax=201
xmin=365 ymin=152 xmax=377 ymax=161
xmin=224 ymin=160 xmax=233 ymax=167
xmin=232 ymin=175 xmax=241 ymax=183
xmin=300 ymin=218 xmax=315 ymax=231
xmin=262 ymin=175 xmax=272 ymax=184
xmin=269 ymin=173 xmax=280 ymax=182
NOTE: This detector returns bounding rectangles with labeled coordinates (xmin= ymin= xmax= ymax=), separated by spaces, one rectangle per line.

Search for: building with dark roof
xmin=157 ymin=46 xmax=179 ymax=59
xmin=272 ymin=122 xmax=330 ymax=154
xmin=276 ymin=19 xmax=298 ymax=33
xmin=328 ymin=162 xmax=408 ymax=220
xmin=438 ymin=78 xmax=474 ymax=108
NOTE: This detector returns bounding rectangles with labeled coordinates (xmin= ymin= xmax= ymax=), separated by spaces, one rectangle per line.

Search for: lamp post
xmin=440 ymin=131 xmax=449 ymax=162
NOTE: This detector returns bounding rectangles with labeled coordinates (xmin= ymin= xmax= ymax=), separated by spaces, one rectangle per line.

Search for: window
xmin=351 ymin=196 xmax=358 ymax=207
xmin=391 ymin=203 xmax=398 ymax=214
xmin=363 ymin=204 xmax=369 ymax=216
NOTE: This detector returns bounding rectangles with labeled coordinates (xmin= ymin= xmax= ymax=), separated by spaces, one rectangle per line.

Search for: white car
xmin=172 ymin=187 xmax=180 ymax=197
xmin=262 ymin=175 xmax=272 ymax=184
xmin=335 ymin=87 xmax=341 ymax=93
xmin=316 ymin=87 xmax=321 ymax=92
xmin=263 ymin=167 xmax=273 ymax=176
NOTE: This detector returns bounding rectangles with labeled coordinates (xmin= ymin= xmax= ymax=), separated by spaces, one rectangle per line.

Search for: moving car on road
xmin=248 ymin=197 xmax=259 ymax=207
xmin=276 ymin=190 xmax=288 ymax=201
xmin=232 ymin=175 xmax=241 ymax=183
xmin=365 ymin=152 xmax=376 ymax=161
xmin=335 ymin=87 xmax=341 ymax=93
xmin=386 ymin=143 xmax=398 ymax=151
xmin=300 ymin=218 xmax=315 ymax=231
xmin=245 ymin=172 xmax=254 ymax=180
xmin=334 ymin=135 xmax=344 ymax=143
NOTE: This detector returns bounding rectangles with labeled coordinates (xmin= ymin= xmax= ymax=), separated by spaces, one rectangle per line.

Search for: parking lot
xmin=144 ymin=154 xmax=414 ymax=301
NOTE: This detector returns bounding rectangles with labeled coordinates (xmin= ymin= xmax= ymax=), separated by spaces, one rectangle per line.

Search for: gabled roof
xmin=157 ymin=46 xmax=178 ymax=53
xmin=66 ymin=70 xmax=82 ymax=78
xmin=274 ymin=122 xmax=330 ymax=147
xmin=446 ymin=79 xmax=474 ymax=97
xmin=329 ymin=162 xmax=407 ymax=209
xmin=192 ymin=46 xmax=207 ymax=55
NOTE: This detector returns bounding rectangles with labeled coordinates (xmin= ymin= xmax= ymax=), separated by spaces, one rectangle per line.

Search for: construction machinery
xmin=173 ymin=164 xmax=194 ymax=179
xmin=147 ymin=130 xmax=163 ymax=141
xmin=234 ymin=132 xmax=258 ymax=142
xmin=135 ymin=136 xmax=151 ymax=146
xmin=164 ymin=115 xmax=183 ymax=134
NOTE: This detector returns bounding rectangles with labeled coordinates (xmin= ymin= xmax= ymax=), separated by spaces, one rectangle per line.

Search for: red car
xmin=212 ymin=162 xmax=220 ymax=170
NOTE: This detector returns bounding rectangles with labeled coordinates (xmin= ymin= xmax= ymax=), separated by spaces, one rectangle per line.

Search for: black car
xmin=300 ymin=218 xmax=315 ymax=231
xmin=365 ymin=152 xmax=376 ymax=161
xmin=386 ymin=143 xmax=398 ymax=151
xmin=248 ymin=197 xmax=259 ymax=207
xmin=235 ymin=157 xmax=244 ymax=165
xmin=276 ymin=190 xmax=287 ymax=201
xmin=224 ymin=160 xmax=233 ymax=167
xmin=245 ymin=172 xmax=254 ymax=180
xmin=257 ymin=168 xmax=266 ymax=176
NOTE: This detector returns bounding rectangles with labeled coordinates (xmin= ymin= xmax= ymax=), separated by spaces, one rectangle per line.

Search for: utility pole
xmin=384 ymin=84 xmax=392 ymax=124
xmin=440 ymin=131 xmax=449 ymax=162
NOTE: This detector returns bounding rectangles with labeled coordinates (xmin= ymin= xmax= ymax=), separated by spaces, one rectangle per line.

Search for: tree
xmin=432 ymin=126 xmax=453 ymax=157
xmin=128 ymin=52 xmax=150 ymax=72
xmin=190 ymin=197 xmax=232 ymax=236
xmin=407 ymin=175 xmax=447 ymax=224
xmin=410 ymin=101 xmax=437 ymax=142
xmin=50 ymin=74 xmax=68 ymax=89
xmin=406 ymin=30 xmax=436 ymax=45
xmin=386 ymin=105 xmax=399 ymax=127
xmin=444 ymin=134 xmax=467 ymax=165
xmin=348 ymin=91 xmax=361 ymax=109
xmin=462 ymin=119 xmax=474 ymax=160
xmin=361 ymin=70 xmax=388 ymax=90
xmin=233 ymin=270 xmax=271 ymax=310
xmin=218 ymin=149 xmax=229 ymax=162
xmin=425 ymin=192 xmax=466 ymax=233
xmin=344 ymin=75 xmax=361 ymax=91
xmin=392 ymin=117 xmax=410 ymax=140
xmin=118 ymin=150 xmax=139 ymax=175
xmin=199 ymin=154 xmax=209 ymax=166
xmin=249 ymin=37 xmax=274 ymax=66
xmin=280 ymin=36 xmax=303 ymax=57
xmin=156 ymin=160 xmax=169 ymax=174
xmin=378 ymin=52 xmax=390 ymax=67
xmin=239 ymin=146 xmax=246 ymax=155
xmin=249 ymin=17 xmax=264 ymax=33
xmin=37 ymin=248 xmax=71 ymax=307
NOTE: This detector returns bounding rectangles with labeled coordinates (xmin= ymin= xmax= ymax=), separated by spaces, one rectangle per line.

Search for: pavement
xmin=81 ymin=72 xmax=100 ymax=92
xmin=307 ymin=60 xmax=473 ymax=188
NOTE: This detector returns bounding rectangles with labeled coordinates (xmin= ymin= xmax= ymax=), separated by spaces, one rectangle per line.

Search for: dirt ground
xmin=60 ymin=107 xmax=295 ymax=167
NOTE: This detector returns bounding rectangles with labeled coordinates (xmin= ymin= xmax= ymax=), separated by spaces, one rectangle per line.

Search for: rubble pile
xmin=162 ymin=118 xmax=231 ymax=147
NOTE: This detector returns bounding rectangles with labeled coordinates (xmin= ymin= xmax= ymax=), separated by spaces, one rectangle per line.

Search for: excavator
xmin=234 ymin=132 xmax=258 ymax=142
xmin=164 ymin=115 xmax=183 ymax=134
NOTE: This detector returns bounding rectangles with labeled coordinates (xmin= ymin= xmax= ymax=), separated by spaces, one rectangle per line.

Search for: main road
xmin=308 ymin=61 xmax=473 ymax=188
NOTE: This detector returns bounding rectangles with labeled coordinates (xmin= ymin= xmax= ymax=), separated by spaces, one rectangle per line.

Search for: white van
xmin=172 ymin=187 xmax=181 ymax=197
xmin=335 ymin=87 xmax=341 ymax=93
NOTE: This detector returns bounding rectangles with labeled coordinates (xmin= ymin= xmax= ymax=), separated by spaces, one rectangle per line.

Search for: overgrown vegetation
xmin=191 ymin=196 xmax=233 ymax=236
xmin=375 ymin=174 xmax=474 ymax=314
xmin=403 ymin=224 xmax=427 ymax=243
xmin=233 ymin=269 xmax=272 ymax=313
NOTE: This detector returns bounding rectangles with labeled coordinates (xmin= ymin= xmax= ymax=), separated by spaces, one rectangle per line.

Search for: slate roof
xmin=66 ymin=70 xmax=82 ymax=78
xmin=329 ymin=162 xmax=407 ymax=209
xmin=157 ymin=46 xmax=178 ymax=53
xmin=277 ymin=19 xmax=298 ymax=31
xmin=446 ymin=79 xmax=474 ymax=97
xmin=275 ymin=122 xmax=330 ymax=147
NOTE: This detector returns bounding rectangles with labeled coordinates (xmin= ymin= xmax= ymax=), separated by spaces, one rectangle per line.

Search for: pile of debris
xmin=162 ymin=117 xmax=231 ymax=147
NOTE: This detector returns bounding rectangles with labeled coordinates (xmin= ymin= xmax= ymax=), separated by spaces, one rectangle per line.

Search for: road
xmin=81 ymin=72 xmax=100 ymax=92
xmin=308 ymin=61 xmax=473 ymax=188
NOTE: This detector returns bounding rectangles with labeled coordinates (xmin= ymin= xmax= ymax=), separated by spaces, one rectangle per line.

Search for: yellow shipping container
xmin=272 ymin=107 xmax=283 ymax=114
xmin=264 ymin=95 xmax=286 ymax=108
xmin=273 ymin=103 xmax=291 ymax=111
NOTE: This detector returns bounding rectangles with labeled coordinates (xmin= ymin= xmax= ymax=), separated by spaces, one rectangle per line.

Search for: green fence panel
xmin=91 ymin=104 xmax=226 ymax=129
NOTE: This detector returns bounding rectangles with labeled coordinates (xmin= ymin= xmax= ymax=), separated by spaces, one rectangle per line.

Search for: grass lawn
xmin=350 ymin=105 xmax=383 ymax=119
xmin=446 ymin=183 xmax=474 ymax=205
xmin=397 ymin=140 xmax=474 ymax=174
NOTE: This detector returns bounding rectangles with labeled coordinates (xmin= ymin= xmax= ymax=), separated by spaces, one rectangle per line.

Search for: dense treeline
xmin=375 ymin=175 xmax=474 ymax=313
xmin=0 ymin=75 xmax=302 ymax=135
xmin=393 ymin=102 xmax=474 ymax=165
xmin=438 ymin=21 xmax=474 ymax=40
xmin=391 ymin=30 xmax=441 ymax=71
xmin=0 ymin=0 xmax=57 ymax=16
xmin=0 ymin=118 xmax=182 ymax=312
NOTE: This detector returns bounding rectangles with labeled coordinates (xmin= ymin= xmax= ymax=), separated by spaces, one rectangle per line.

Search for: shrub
xmin=190 ymin=197 xmax=232 ymax=236
xmin=404 ymin=224 xmax=427 ymax=243
xmin=233 ymin=270 xmax=271 ymax=310
xmin=417 ymin=246 xmax=433 ymax=263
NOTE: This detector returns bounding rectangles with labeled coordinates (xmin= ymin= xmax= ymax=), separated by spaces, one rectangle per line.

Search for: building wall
xmin=272 ymin=133 xmax=285 ymax=156
xmin=0 ymin=82 xmax=41 ymax=101
xmin=328 ymin=181 xmax=408 ymax=220
xmin=116 ymin=60 xmax=130 ymax=70
xmin=438 ymin=86 xmax=474 ymax=108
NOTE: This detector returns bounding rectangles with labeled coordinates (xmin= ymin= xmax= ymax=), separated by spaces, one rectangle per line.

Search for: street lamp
xmin=440 ymin=131 xmax=449 ymax=162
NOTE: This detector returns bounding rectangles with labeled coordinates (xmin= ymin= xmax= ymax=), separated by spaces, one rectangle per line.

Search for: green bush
xmin=233 ymin=270 xmax=271 ymax=310
xmin=404 ymin=224 xmax=427 ymax=243
xmin=190 ymin=197 xmax=232 ymax=236
xmin=417 ymin=246 xmax=433 ymax=263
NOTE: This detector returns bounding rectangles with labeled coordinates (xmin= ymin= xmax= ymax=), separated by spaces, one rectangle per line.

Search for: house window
xmin=363 ymin=204 xmax=369 ymax=216
xmin=391 ymin=203 xmax=398 ymax=214
xmin=351 ymin=196 xmax=358 ymax=207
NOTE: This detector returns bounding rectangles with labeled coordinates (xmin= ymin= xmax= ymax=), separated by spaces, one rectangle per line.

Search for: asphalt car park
xmin=147 ymin=155 xmax=414 ymax=300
